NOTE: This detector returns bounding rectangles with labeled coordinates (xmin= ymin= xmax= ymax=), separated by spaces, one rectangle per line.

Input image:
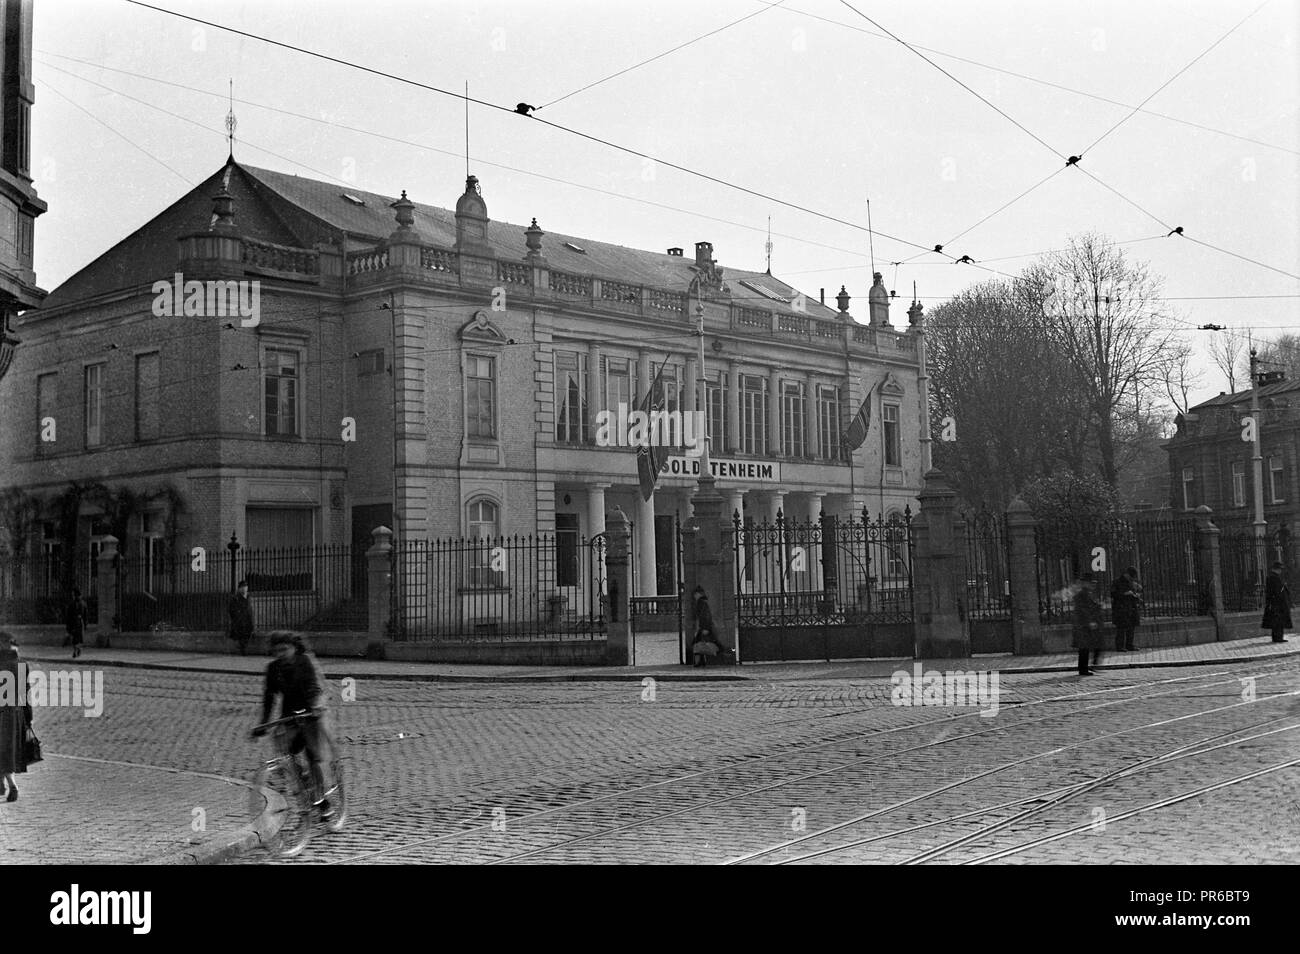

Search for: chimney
xmin=667 ymin=247 xmax=683 ymax=257
xmin=819 ymin=288 xmax=825 ymax=305
xmin=694 ymin=241 xmax=714 ymax=268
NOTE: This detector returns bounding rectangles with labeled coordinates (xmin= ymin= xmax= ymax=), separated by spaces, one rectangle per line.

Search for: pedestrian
xmin=690 ymin=585 xmax=719 ymax=668
xmin=1262 ymin=561 xmax=1291 ymax=643
xmin=64 ymin=587 xmax=88 ymax=659
xmin=1072 ymin=572 xmax=1105 ymax=676
xmin=1110 ymin=566 xmax=1143 ymax=652
xmin=228 ymin=579 xmax=255 ymax=656
xmin=0 ymin=631 xmax=33 ymax=802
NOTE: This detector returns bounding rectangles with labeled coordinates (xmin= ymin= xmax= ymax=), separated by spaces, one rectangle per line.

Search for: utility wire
xmin=537 ymin=0 xmax=788 ymax=110
xmin=117 ymin=0 xmax=952 ymax=262
xmin=1080 ymin=1 xmax=1268 ymax=156
xmin=40 ymin=80 xmax=196 ymax=187
xmin=942 ymin=167 xmax=1065 ymax=247
xmin=765 ymin=1 xmax=1298 ymax=156
xmin=835 ymin=0 xmax=1065 ymax=161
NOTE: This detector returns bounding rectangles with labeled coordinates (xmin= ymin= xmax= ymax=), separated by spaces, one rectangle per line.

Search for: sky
xmin=29 ymin=0 xmax=1300 ymax=409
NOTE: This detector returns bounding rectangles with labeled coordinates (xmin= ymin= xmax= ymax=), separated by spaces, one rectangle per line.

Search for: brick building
xmin=1165 ymin=372 xmax=1298 ymax=534
xmin=0 ymin=0 xmax=45 ymax=382
xmin=0 ymin=157 xmax=928 ymax=599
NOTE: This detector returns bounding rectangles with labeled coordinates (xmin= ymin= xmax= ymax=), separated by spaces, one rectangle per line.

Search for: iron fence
xmin=734 ymin=509 xmax=914 ymax=625
xmin=1035 ymin=515 xmax=1203 ymax=622
xmin=390 ymin=534 xmax=606 ymax=641
xmin=961 ymin=509 xmax=1011 ymax=619
xmin=1 ymin=545 xmax=366 ymax=633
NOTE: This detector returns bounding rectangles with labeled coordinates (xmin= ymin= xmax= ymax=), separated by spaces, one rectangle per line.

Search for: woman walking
xmin=0 ymin=631 xmax=32 ymax=801
xmin=1262 ymin=562 xmax=1291 ymax=643
xmin=1072 ymin=573 xmax=1105 ymax=676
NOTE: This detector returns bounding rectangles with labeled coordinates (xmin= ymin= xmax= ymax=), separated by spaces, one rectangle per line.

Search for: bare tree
xmin=1022 ymin=233 xmax=1178 ymax=490
xmin=1207 ymin=332 xmax=1244 ymax=393
xmin=1250 ymin=333 xmax=1300 ymax=382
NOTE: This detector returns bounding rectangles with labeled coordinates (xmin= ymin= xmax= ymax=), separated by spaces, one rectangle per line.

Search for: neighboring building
xmin=0 ymin=158 xmax=928 ymax=599
xmin=1115 ymin=435 xmax=1172 ymax=512
xmin=1165 ymin=372 xmax=1298 ymax=533
xmin=0 ymin=0 xmax=45 ymax=382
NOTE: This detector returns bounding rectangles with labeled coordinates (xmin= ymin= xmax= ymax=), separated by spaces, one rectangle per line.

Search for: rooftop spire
xmin=225 ymin=79 xmax=237 ymax=160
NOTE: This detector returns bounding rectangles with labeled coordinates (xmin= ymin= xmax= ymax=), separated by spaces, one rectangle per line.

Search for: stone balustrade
xmin=243 ymin=238 xmax=319 ymax=277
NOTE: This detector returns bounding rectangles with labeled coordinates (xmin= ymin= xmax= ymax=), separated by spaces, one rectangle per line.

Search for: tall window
xmin=139 ymin=511 xmax=165 ymax=593
xmin=36 ymin=371 xmax=56 ymax=452
xmin=466 ymin=355 xmax=496 ymax=438
xmin=706 ymin=373 xmax=726 ymax=455
xmin=246 ymin=508 xmax=314 ymax=549
xmin=604 ymin=356 xmax=632 ymax=413
xmin=135 ymin=352 xmax=160 ymax=442
xmin=818 ymin=385 xmax=841 ymax=461
xmin=555 ymin=513 xmax=578 ymax=588
xmin=1182 ymin=467 xmax=1195 ymax=510
xmin=782 ymin=381 xmax=806 ymax=458
xmin=741 ymin=374 xmax=767 ymax=455
xmin=84 ymin=363 xmax=104 ymax=448
xmin=1270 ymin=455 xmax=1285 ymax=504
xmin=555 ymin=351 xmax=587 ymax=444
xmin=264 ymin=348 xmax=300 ymax=436
xmin=468 ymin=498 xmax=501 ymax=585
xmin=883 ymin=403 xmax=900 ymax=467
xmin=1231 ymin=460 xmax=1245 ymax=508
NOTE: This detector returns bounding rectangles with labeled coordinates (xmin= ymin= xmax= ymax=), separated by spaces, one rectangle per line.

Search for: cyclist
xmin=252 ymin=631 xmax=336 ymax=820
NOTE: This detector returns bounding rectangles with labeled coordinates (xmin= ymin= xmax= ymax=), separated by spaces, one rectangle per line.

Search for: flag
xmin=636 ymin=358 xmax=668 ymax=501
xmin=843 ymin=392 xmax=871 ymax=452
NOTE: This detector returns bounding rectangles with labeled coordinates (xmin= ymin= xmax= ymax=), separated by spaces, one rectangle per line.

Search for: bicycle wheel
xmin=253 ymin=760 xmax=313 ymax=858
xmin=325 ymin=758 xmax=347 ymax=832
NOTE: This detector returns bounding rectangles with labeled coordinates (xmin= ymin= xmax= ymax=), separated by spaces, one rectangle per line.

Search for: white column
xmin=725 ymin=361 xmax=740 ymax=453
xmin=768 ymin=367 xmax=781 ymax=456
xmin=588 ymin=484 xmax=608 ymax=595
xmin=587 ymin=342 xmax=603 ymax=440
xmin=728 ymin=490 xmax=747 ymax=592
xmin=635 ymin=491 xmax=657 ymax=596
xmin=806 ymin=492 xmax=825 ymax=593
xmin=805 ymin=373 xmax=819 ymax=460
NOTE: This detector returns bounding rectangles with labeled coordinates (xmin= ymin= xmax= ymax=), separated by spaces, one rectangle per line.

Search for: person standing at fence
xmin=1073 ymin=572 xmax=1105 ymax=676
xmin=690 ymin=585 xmax=720 ymax=667
xmin=1262 ymin=562 xmax=1291 ymax=643
xmin=228 ymin=580 xmax=255 ymax=656
xmin=64 ymin=587 xmax=88 ymax=660
xmin=1110 ymin=567 xmax=1142 ymax=652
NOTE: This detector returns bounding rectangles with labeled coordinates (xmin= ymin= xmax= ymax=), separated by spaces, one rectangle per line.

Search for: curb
xmin=21 ymin=645 xmax=1299 ymax=684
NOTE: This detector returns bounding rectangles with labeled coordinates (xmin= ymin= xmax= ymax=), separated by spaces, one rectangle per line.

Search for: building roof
xmin=1189 ymin=377 xmax=1300 ymax=411
xmin=44 ymin=159 xmax=856 ymax=321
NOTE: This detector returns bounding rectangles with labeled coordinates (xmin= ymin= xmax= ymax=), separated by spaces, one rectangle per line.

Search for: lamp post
xmin=226 ymin=532 xmax=241 ymax=592
xmin=1249 ymin=348 xmax=1267 ymax=593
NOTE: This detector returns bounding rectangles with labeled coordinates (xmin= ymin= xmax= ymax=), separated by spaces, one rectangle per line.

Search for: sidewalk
xmin=21 ymin=634 xmax=1300 ymax=683
xmin=0 ymin=753 xmax=265 ymax=864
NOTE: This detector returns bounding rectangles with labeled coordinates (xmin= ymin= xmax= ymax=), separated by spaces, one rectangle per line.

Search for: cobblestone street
xmin=5 ymin=648 xmax=1297 ymax=865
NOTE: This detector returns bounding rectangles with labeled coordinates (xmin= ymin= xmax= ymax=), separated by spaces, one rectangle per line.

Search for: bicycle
xmin=249 ymin=710 xmax=347 ymax=858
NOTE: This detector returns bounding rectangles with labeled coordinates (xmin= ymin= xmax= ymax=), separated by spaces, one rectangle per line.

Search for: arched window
xmin=467 ymin=498 xmax=501 ymax=586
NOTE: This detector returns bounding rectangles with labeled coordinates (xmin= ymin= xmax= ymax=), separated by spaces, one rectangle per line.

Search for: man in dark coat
xmin=690 ymin=586 xmax=719 ymax=667
xmin=1110 ymin=567 xmax=1142 ymax=652
xmin=64 ymin=587 xmax=88 ymax=659
xmin=1072 ymin=573 xmax=1105 ymax=676
xmin=0 ymin=631 xmax=32 ymax=801
xmin=228 ymin=580 xmax=255 ymax=655
xmin=1262 ymin=562 xmax=1291 ymax=643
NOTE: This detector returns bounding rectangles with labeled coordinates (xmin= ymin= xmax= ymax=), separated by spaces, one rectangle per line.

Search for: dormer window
xmin=563 ymin=242 xmax=586 ymax=254
xmin=341 ymin=193 xmax=366 ymax=206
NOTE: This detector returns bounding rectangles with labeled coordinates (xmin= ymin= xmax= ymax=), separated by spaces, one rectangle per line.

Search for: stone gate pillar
xmin=604 ymin=507 xmax=633 ymax=665
xmin=684 ymin=472 xmax=737 ymax=662
xmin=95 ymin=535 xmax=119 ymax=646
xmin=1195 ymin=506 xmax=1226 ymax=640
xmin=914 ymin=469 xmax=967 ymax=659
xmin=367 ymin=526 xmax=394 ymax=645
xmin=1006 ymin=498 xmax=1044 ymax=655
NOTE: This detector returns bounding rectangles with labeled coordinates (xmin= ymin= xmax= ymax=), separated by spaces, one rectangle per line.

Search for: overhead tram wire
xmin=941 ymin=167 xmax=1066 ymax=248
xmin=117 ymin=0 xmax=958 ymax=264
xmin=835 ymin=0 xmax=1066 ymax=162
xmin=1078 ymin=1 xmax=1268 ymax=157
xmin=40 ymin=80 xmax=196 ymax=187
xmin=35 ymin=54 xmax=913 ymax=271
xmin=536 ymin=0 xmax=789 ymax=111
xmin=834 ymin=0 xmax=1299 ymax=286
xmin=759 ymin=1 xmax=1298 ymax=157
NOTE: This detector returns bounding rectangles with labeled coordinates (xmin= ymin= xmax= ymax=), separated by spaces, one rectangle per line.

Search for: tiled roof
xmin=1190 ymin=378 xmax=1300 ymax=410
xmin=43 ymin=159 xmax=858 ymax=322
